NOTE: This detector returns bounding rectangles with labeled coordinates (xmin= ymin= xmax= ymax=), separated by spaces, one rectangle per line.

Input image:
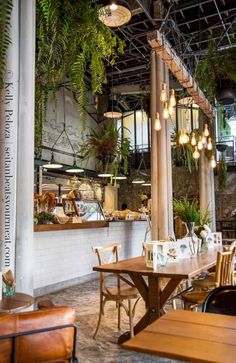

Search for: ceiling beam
xmin=148 ymin=30 xmax=214 ymax=118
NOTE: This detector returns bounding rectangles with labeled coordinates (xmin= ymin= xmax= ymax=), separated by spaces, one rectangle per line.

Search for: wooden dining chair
xmin=192 ymin=241 xmax=236 ymax=290
xmin=92 ymin=243 xmax=140 ymax=339
xmin=181 ymin=248 xmax=235 ymax=310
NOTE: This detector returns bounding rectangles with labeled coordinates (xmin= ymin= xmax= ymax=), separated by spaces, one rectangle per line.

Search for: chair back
xmin=215 ymin=248 xmax=235 ymax=287
xmin=92 ymin=243 xmax=122 ymax=292
xmin=202 ymin=286 xmax=236 ymax=316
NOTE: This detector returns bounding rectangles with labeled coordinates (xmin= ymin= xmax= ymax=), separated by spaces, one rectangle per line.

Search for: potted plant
xmin=79 ymin=121 xmax=131 ymax=177
xmin=196 ymin=40 xmax=236 ymax=104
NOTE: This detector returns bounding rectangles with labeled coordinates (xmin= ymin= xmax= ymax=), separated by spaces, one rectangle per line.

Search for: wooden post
xmin=150 ymin=50 xmax=158 ymax=240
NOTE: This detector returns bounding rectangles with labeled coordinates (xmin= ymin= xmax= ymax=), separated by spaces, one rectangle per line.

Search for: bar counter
xmin=33 ymin=220 xmax=148 ymax=296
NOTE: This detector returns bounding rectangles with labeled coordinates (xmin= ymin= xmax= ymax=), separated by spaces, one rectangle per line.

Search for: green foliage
xmin=35 ymin=0 xmax=124 ymax=152
xmin=216 ymin=104 xmax=231 ymax=138
xmin=218 ymin=154 xmax=227 ymax=191
xmin=173 ymin=196 xmax=200 ymax=223
xmin=79 ymin=121 xmax=131 ymax=176
xmin=172 ymin=128 xmax=197 ymax=173
xmin=0 ymin=0 xmax=13 ymax=90
xmin=34 ymin=211 xmax=56 ymax=224
xmin=196 ymin=39 xmax=236 ymax=101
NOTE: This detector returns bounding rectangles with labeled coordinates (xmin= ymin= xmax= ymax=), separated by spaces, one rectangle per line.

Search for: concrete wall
xmin=33 ymin=221 xmax=148 ymax=296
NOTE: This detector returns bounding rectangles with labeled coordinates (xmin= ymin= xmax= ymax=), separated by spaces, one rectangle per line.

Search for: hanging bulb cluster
xmin=158 ymin=85 xmax=176 ymax=123
xmin=177 ymin=123 xmax=215 ymax=165
xmin=154 ymin=112 xmax=161 ymax=131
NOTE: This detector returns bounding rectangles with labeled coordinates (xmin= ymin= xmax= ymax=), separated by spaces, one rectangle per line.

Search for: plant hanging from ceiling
xmin=35 ymin=0 xmax=124 ymax=154
xmin=0 ymin=0 xmax=13 ymax=90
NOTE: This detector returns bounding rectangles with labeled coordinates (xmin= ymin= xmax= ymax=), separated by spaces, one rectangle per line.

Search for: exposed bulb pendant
xmin=160 ymin=83 xmax=167 ymax=102
xmin=169 ymin=89 xmax=176 ymax=107
xmin=204 ymin=124 xmax=210 ymax=137
xmin=163 ymin=102 xmax=169 ymax=119
xmin=190 ymin=132 xmax=197 ymax=146
xmin=197 ymin=136 xmax=203 ymax=150
xmin=154 ymin=112 xmax=161 ymax=131
xmin=210 ymin=155 xmax=216 ymax=168
xmin=193 ymin=146 xmax=200 ymax=159
xmin=207 ymin=137 xmax=213 ymax=150
xmin=179 ymin=128 xmax=189 ymax=144
xmin=201 ymin=132 xmax=207 ymax=145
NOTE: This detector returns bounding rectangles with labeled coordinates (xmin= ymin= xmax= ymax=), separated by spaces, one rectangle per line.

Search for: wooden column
xmin=150 ymin=50 xmax=158 ymax=240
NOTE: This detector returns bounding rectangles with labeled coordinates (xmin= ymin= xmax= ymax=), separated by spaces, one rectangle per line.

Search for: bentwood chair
xmin=181 ymin=248 xmax=235 ymax=310
xmin=202 ymin=286 xmax=236 ymax=316
xmin=192 ymin=241 xmax=236 ymax=290
xmin=92 ymin=243 xmax=140 ymax=339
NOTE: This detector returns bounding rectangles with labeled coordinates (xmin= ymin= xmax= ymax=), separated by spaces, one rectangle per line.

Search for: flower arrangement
xmin=195 ymin=224 xmax=211 ymax=240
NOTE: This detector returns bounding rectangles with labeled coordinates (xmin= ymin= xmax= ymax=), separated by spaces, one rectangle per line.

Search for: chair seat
xmin=104 ymin=286 xmax=139 ymax=300
xmin=192 ymin=273 xmax=216 ymax=290
xmin=182 ymin=290 xmax=208 ymax=305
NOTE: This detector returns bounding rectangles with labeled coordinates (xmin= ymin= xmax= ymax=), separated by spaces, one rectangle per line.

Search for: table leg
xmin=118 ymin=275 xmax=182 ymax=344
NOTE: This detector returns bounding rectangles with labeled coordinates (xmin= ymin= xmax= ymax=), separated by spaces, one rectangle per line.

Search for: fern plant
xmin=35 ymin=0 xmax=125 ymax=154
xmin=173 ymin=197 xmax=200 ymax=224
xmin=0 ymin=0 xmax=13 ymax=90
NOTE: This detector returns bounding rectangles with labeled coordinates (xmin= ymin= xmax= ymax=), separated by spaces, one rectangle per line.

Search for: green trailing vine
xmin=35 ymin=0 xmax=124 ymax=155
xmin=0 ymin=0 xmax=13 ymax=90
xmin=218 ymin=154 xmax=227 ymax=192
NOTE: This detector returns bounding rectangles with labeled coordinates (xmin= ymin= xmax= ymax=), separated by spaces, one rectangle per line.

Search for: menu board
xmin=73 ymin=200 xmax=105 ymax=221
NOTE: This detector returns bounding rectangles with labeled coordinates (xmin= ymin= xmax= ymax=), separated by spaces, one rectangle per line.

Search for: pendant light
xmin=132 ymin=177 xmax=145 ymax=184
xmin=192 ymin=146 xmax=200 ymax=160
xmin=179 ymin=128 xmax=189 ymax=144
xmin=43 ymin=153 xmax=63 ymax=169
xmin=168 ymin=104 xmax=174 ymax=116
xmin=163 ymin=102 xmax=169 ymax=119
xmin=190 ymin=132 xmax=197 ymax=146
xmin=66 ymin=157 xmax=84 ymax=173
xmin=169 ymin=89 xmax=176 ymax=107
xmin=99 ymin=1 xmax=132 ymax=28
xmin=142 ymin=181 xmax=151 ymax=186
xmin=115 ymin=174 xmax=127 ymax=180
xmin=201 ymin=132 xmax=207 ymax=145
xmin=204 ymin=124 xmax=210 ymax=137
xmin=160 ymin=83 xmax=168 ymax=102
xmin=104 ymin=66 xmax=122 ymax=119
xmin=197 ymin=136 xmax=203 ymax=150
xmin=154 ymin=112 xmax=161 ymax=131
xmin=207 ymin=137 xmax=213 ymax=150
xmin=98 ymin=172 xmax=114 ymax=177
xmin=210 ymin=155 xmax=216 ymax=168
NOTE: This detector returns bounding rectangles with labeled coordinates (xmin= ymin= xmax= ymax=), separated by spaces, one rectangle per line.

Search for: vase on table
xmin=200 ymin=238 xmax=208 ymax=253
xmin=184 ymin=222 xmax=198 ymax=256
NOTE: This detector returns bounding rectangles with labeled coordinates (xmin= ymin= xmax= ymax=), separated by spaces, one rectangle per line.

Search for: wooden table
xmin=0 ymin=292 xmax=34 ymax=313
xmin=93 ymin=248 xmax=218 ymax=343
xmin=123 ymin=310 xmax=236 ymax=363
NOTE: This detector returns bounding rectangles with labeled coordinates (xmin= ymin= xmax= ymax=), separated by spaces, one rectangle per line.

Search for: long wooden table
xmin=123 ymin=310 xmax=236 ymax=363
xmin=93 ymin=248 xmax=218 ymax=343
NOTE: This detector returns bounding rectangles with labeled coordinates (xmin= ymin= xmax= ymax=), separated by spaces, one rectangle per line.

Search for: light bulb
xmin=204 ymin=124 xmax=210 ymax=137
xmin=179 ymin=128 xmax=189 ymax=144
xmin=168 ymin=105 xmax=174 ymax=116
xmin=169 ymin=89 xmax=176 ymax=107
xmin=201 ymin=132 xmax=206 ymax=145
xmin=163 ymin=102 xmax=169 ymax=119
xmin=191 ymin=132 xmax=197 ymax=146
xmin=160 ymin=83 xmax=167 ymax=102
xmin=207 ymin=137 xmax=213 ymax=150
xmin=210 ymin=156 xmax=216 ymax=168
xmin=154 ymin=112 xmax=161 ymax=131
xmin=197 ymin=137 xmax=203 ymax=150
xmin=110 ymin=2 xmax=118 ymax=10
xmin=193 ymin=146 xmax=200 ymax=159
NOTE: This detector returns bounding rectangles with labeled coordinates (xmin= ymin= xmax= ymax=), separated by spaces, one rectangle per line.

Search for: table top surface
xmin=123 ymin=310 xmax=236 ymax=363
xmin=0 ymin=292 xmax=34 ymax=313
xmin=93 ymin=248 xmax=219 ymax=278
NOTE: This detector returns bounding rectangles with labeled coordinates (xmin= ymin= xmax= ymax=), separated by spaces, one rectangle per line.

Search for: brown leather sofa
xmin=0 ymin=305 xmax=78 ymax=363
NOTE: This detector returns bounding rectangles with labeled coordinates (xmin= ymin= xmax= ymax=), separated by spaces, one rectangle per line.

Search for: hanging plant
xmin=35 ymin=0 xmax=124 ymax=154
xmin=171 ymin=128 xmax=197 ymax=173
xmin=218 ymin=154 xmax=227 ymax=192
xmin=0 ymin=0 xmax=13 ymax=90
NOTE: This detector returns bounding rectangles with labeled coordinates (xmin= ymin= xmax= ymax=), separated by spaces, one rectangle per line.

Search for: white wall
xmin=33 ymin=221 xmax=148 ymax=296
xmin=42 ymin=88 xmax=96 ymax=170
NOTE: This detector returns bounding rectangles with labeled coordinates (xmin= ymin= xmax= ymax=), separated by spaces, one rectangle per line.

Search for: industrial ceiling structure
xmin=90 ymin=0 xmax=236 ymax=116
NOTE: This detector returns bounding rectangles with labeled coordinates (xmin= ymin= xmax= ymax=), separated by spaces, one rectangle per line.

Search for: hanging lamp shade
xmin=98 ymin=172 xmax=114 ymax=177
xmin=66 ymin=158 xmax=84 ymax=173
xmin=104 ymin=96 xmax=122 ymax=119
xmin=115 ymin=174 xmax=127 ymax=180
xmin=142 ymin=181 xmax=151 ymax=186
xmin=99 ymin=1 xmax=132 ymax=28
xmin=42 ymin=154 xmax=63 ymax=169
xmin=132 ymin=177 xmax=145 ymax=184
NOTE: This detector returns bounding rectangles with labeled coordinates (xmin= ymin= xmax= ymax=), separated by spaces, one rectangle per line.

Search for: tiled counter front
xmin=33 ymin=221 xmax=148 ymax=296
